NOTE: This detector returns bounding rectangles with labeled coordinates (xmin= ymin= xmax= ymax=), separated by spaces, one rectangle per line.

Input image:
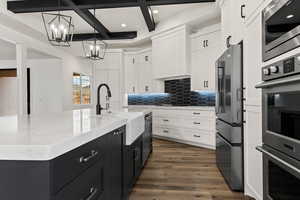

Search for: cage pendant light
xmin=42 ymin=0 xmax=74 ymax=47
xmin=82 ymin=9 xmax=107 ymax=60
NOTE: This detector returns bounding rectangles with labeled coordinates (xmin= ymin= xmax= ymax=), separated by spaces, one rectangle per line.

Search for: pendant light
xmin=82 ymin=9 xmax=107 ymax=60
xmin=42 ymin=0 xmax=74 ymax=47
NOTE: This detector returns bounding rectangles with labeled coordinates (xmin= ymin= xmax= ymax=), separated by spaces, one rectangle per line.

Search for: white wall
xmin=0 ymin=77 xmax=17 ymax=116
xmin=0 ymin=57 xmax=93 ymax=114
xmin=29 ymin=59 xmax=63 ymax=114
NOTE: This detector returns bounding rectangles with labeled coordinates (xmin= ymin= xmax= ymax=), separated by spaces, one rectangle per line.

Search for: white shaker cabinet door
xmin=191 ymin=50 xmax=209 ymax=91
xmin=191 ymin=46 xmax=220 ymax=92
xmin=244 ymin=0 xmax=265 ymax=21
xmin=95 ymin=69 xmax=121 ymax=110
xmin=244 ymin=13 xmax=262 ymax=106
xmin=124 ymin=54 xmax=138 ymax=94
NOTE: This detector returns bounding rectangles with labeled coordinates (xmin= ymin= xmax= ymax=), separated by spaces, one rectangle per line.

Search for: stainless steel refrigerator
xmin=215 ymin=43 xmax=244 ymax=191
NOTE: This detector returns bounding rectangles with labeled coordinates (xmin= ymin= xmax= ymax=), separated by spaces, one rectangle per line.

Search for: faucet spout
xmin=96 ymin=83 xmax=112 ymax=115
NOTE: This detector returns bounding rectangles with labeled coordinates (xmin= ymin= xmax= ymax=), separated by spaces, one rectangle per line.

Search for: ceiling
xmin=15 ymin=3 xmax=214 ymax=35
xmin=0 ymin=38 xmax=58 ymax=60
xmin=5 ymin=1 xmax=219 ymax=57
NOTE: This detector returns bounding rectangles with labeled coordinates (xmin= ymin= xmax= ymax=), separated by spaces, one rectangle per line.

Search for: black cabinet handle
xmin=193 ymin=112 xmax=201 ymax=115
xmin=193 ymin=122 xmax=201 ymax=125
xmin=83 ymin=187 xmax=98 ymax=200
xmin=206 ymin=40 xmax=208 ymax=47
xmin=241 ymin=4 xmax=246 ymax=19
xmin=163 ymin=130 xmax=169 ymax=133
xmin=163 ymin=119 xmax=169 ymax=122
xmin=79 ymin=150 xmax=99 ymax=163
xmin=203 ymin=40 xmax=205 ymax=48
xmin=193 ymin=135 xmax=201 ymax=138
xmin=133 ymin=86 xmax=135 ymax=93
xmin=226 ymin=36 xmax=232 ymax=48
xmin=134 ymin=148 xmax=140 ymax=161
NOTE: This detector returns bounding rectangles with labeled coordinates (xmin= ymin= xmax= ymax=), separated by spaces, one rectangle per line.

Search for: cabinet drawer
xmin=154 ymin=109 xmax=214 ymax=119
xmin=52 ymin=137 xmax=106 ymax=193
xmin=155 ymin=127 xmax=215 ymax=146
xmin=184 ymin=130 xmax=215 ymax=146
xmin=155 ymin=117 xmax=214 ymax=131
xmin=54 ymin=161 xmax=105 ymax=200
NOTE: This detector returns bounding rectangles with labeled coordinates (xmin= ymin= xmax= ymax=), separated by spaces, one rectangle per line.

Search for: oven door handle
xmin=255 ymin=75 xmax=300 ymax=88
xmin=256 ymin=146 xmax=300 ymax=174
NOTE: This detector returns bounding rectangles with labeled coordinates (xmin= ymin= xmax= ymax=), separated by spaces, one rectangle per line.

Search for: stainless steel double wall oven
xmin=257 ymin=53 xmax=300 ymax=199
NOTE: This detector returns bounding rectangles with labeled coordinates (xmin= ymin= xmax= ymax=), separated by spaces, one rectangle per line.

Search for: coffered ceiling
xmin=7 ymin=0 xmax=216 ymax=41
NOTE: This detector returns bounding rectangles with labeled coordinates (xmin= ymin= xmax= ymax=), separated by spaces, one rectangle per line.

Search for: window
xmin=73 ymin=73 xmax=91 ymax=105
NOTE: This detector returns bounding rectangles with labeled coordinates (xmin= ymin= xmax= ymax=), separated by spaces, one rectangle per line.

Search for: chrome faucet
xmin=96 ymin=83 xmax=112 ymax=115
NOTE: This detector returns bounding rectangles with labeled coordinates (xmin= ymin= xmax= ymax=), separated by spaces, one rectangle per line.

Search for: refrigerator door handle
xmin=236 ymin=88 xmax=242 ymax=101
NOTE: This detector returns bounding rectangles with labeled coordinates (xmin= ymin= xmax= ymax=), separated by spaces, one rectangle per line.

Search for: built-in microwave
xmin=262 ymin=0 xmax=300 ymax=61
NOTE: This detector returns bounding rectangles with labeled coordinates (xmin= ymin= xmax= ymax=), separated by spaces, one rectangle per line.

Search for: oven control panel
xmin=262 ymin=54 xmax=300 ymax=81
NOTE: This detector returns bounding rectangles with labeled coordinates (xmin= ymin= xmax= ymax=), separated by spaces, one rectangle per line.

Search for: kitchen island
xmin=0 ymin=109 xmax=152 ymax=200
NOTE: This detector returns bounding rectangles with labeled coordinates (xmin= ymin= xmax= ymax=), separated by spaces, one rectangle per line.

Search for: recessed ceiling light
xmin=152 ymin=9 xmax=159 ymax=14
xmin=286 ymin=14 xmax=294 ymax=19
xmin=121 ymin=23 xmax=127 ymax=28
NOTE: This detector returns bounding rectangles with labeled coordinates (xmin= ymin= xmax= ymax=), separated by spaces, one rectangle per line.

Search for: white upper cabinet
xmin=244 ymin=0 xmax=265 ymax=21
xmin=152 ymin=25 xmax=190 ymax=79
xmin=124 ymin=49 xmax=164 ymax=94
xmin=220 ymin=0 xmax=246 ymax=50
xmin=190 ymin=26 xmax=222 ymax=92
xmin=124 ymin=53 xmax=138 ymax=94
xmin=137 ymin=49 xmax=153 ymax=93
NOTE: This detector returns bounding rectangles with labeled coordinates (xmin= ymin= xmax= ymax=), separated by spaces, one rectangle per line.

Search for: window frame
xmin=73 ymin=72 xmax=92 ymax=106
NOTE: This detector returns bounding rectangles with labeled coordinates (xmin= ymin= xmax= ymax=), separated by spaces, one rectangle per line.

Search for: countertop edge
xmin=0 ymin=120 xmax=127 ymax=161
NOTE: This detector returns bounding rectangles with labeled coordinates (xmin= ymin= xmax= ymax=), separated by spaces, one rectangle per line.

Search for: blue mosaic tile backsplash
xmin=128 ymin=78 xmax=215 ymax=106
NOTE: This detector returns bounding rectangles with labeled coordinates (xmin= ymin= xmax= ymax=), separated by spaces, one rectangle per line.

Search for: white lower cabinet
xmin=153 ymin=108 xmax=216 ymax=149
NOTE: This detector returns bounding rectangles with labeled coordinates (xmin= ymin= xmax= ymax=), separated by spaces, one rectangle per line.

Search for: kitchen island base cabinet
xmin=0 ymin=126 xmax=125 ymax=200
xmin=123 ymin=135 xmax=143 ymax=200
xmin=108 ymin=128 xmax=124 ymax=200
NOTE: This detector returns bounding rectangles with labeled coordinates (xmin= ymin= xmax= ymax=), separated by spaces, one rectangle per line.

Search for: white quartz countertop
xmin=0 ymin=109 xmax=128 ymax=161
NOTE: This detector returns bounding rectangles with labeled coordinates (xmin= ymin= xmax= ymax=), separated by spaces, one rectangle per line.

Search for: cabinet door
xmin=191 ymin=50 xmax=209 ymax=91
xmin=152 ymin=28 xmax=188 ymax=79
xmin=191 ymin=46 xmax=220 ymax=91
xmin=231 ymin=0 xmax=246 ymax=44
xmin=107 ymin=70 xmax=121 ymax=109
xmin=244 ymin=13 xmax=262 ymax=106
xmin=137 ymin=51 xmax=153 ymax=93
xmin=133 ymin=137 xmax=143 ymax=182
xmin=245 ymin=0 xmax=265 ymax=20
xmin=109 ymin=130 xmax=123 ymax=200
xmin=221 ymin=0 xmax=232 ymax=51
xmin=124 ymin=55 xmax=137 ymax=94
xmin=95 ymin=69 xmax=121 ymax=110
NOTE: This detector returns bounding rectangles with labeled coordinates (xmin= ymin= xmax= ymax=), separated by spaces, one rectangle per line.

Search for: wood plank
xmin=129 ymin=139 xmax=255 ymax=200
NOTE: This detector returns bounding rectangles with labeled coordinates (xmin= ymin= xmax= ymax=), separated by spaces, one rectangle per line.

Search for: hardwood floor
xmin=129 ymin=139 xmax=254 ymax=200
